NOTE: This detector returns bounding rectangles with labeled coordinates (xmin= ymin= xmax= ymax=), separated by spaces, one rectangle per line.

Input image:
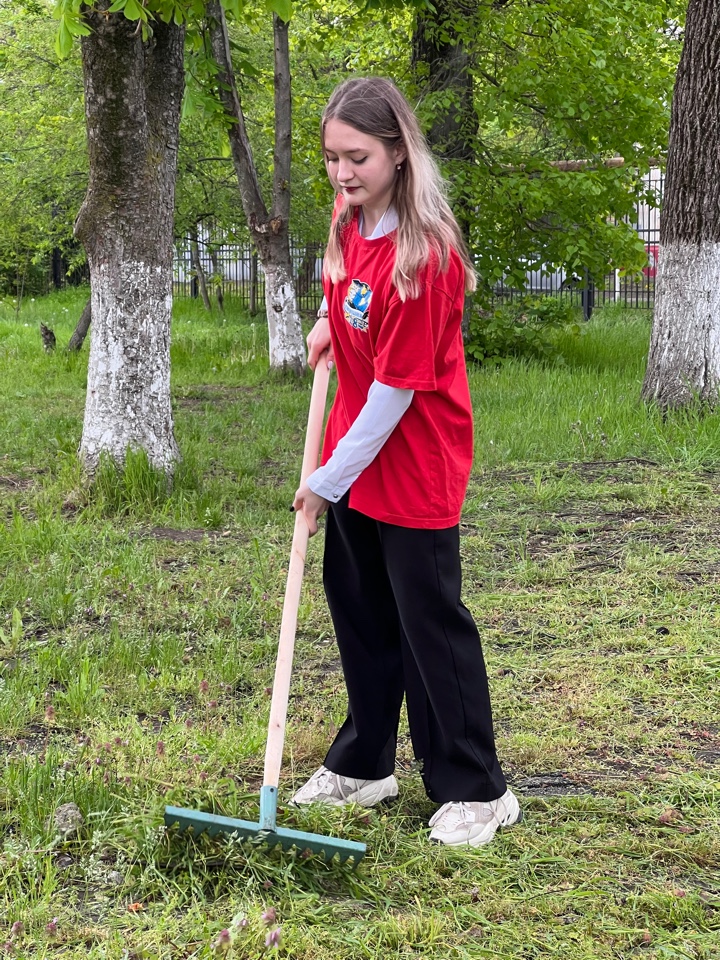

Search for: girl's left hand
xmin=293 ymin=483 xmax=330 ymax=536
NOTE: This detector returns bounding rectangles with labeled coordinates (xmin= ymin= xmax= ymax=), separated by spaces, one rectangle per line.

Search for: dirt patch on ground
xmin=514 ymin=772 xmax=592 ymax=796
xmin=478 ymin=457 xmax=662 ymax=487
xmin=0 ymin=474 xmax=35 ymax=491
xmin=147 ymin=527 xmax=209 ymax=542
xmin=509 ymin=506 xmax=720 ymax=573
xmin=0 ymin=723 xmax=66 ymax=757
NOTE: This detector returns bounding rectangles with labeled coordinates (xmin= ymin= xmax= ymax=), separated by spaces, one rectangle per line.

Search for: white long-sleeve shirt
xmin=306 ymin=206 xmax=414 ymax=503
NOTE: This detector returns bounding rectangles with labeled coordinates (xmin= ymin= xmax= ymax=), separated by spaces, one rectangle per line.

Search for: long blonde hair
xmin=321 ymin=77 xmax=476 ymax=301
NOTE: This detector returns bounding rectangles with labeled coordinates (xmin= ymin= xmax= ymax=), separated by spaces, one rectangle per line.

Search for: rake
xmin=165 ymin=354 xmax=366 ymax=864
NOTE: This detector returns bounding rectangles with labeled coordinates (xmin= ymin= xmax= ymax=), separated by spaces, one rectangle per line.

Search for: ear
xmin=393 ymin=141 xmax=407 ymax=166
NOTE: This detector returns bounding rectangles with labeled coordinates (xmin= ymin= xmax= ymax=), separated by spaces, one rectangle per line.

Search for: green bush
xmin=466 ymin=294 xmax=581 ymax=365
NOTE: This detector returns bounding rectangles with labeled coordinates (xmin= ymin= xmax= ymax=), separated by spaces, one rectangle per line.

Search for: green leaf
xmin=222 ymin=0 xmax=244 ymax=18
xmin=181 ymin=87 xmax=197 ymax=120
xmin=234 ymin=58 xmax=261 ymax=78
xmin=66 ymin=16 xmax=91 ymax=37
xmin=265 ymin=0 xmax=292 ymax=22
xmin=123 ymin=0 xmax=145 ymax=21
xmin=55 ymin=19 xmax=74 ymax=58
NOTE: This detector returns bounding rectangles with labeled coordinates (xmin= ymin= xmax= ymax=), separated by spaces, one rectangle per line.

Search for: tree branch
xmin=207 ymin=0 xmax=268 ymax=229
xmin=271 ymin=13 xmax=292 ymax=224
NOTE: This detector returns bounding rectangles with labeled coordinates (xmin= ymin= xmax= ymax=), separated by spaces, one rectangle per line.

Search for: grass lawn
xmin=1 ymin=289 xmax=719 ymax=959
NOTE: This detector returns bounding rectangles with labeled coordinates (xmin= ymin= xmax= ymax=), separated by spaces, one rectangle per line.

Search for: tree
xmin=412 ymin=0 xmax=476 ymax=240
xmin=207 ymin=1 xmax=306 ymax=372
xmin=642 ymin=2 xmax=719 ymax=408
xmin=174 ymin=89 xmax=246 ymax=313
xmin=52 ymin=0 xmax=305 ymax=482
xmin=66 ymin=1 xmax=186 ymax=474
xmin=290 ymin=0 xmax=683 ymax=295
xmin=37 ymin=0 xmax=685 ymax=326
xmin=408 ymin=0 xmax=685 ymax=296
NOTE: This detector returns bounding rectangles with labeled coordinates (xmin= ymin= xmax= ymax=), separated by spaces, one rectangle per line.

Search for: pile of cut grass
xmin=0 ymin=290 xmax=718 ymax=959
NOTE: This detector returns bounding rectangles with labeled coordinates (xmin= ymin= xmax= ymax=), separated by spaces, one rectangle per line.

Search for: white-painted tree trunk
xmin=76 ymin=7 xmax=185 ymax=474
xmin=643 ymin=242 xmax=720 ymax=406
xmin=209 ymin=4 xmax=306 ymax=374
xmin=81 ymin=260 xmax=179 ymax=472
xmin=641 ymin=0 xmax=720 ymax=409
xmin=264 ymin=261 xmax=306 ymax=373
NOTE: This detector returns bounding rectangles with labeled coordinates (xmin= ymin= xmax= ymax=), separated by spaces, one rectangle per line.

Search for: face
xmin=323 ymin=118 xmax=406 ymax=214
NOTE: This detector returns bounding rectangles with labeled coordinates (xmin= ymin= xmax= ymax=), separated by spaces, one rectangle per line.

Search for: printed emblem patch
xmin=343 ymin=279 xmax=372 ymax=332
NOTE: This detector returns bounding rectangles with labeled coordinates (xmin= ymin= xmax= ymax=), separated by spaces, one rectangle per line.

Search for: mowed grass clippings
xmin=0 ymin=290 xmax=718 ymax=959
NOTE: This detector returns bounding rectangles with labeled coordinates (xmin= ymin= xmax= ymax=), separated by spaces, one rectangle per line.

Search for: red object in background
xmin=643 ymin=244 xmax=659 ymax=278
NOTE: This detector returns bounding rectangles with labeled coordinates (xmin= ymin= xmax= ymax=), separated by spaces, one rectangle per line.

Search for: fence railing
xmin=173 ymin=172 xmax=662 ymax=317
xmin=173 ymin=235 xmax=325 ymax=314
xmin=43 ymin=170 xmax=663 ymax=316
xmin=490 ymin=168 xmax=662 ymax=316
xmin=490 ymin=262 xmax=657 ymax=318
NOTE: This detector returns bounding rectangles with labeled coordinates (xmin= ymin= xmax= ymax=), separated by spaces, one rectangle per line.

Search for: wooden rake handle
xmin=263 ymin=355 xmax=330 ymax=788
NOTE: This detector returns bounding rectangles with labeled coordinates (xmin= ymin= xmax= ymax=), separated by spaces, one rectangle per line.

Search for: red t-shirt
xmin=321 ymin=209 xmax=473 ymax=529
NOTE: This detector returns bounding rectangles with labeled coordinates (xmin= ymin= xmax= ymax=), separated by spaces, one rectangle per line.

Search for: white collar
xmin=358 ymin=205 xmax=398 ymax=240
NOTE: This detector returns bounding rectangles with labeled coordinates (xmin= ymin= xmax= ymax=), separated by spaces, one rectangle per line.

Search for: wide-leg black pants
xmin=322 ymin=494 xmax=507 ymax=803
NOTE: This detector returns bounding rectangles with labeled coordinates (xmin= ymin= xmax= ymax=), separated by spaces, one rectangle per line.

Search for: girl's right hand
xmin=307 ymin=312 xmax=334 ymax=370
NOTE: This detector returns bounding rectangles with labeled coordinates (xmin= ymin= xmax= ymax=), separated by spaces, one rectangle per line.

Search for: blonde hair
xmin=321 ymin=77 xmax=476 ymax=301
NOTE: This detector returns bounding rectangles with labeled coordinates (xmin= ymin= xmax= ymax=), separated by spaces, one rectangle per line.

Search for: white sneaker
xmin=290 ymin=766 xmax=399 ymax=807
xmin=428 ymin=789 xmax=521 ymax=847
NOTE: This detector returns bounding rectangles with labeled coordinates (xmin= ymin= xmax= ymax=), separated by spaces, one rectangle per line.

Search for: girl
xmin=291 ymin=77 xmax=520 ymax=847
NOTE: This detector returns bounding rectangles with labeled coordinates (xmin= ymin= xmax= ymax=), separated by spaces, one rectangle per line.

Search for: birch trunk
xmin=208 ymin=4 xmax=305 ymax=373
xmin=642 ymin=0 xmax=720 ymax=409
xmin=75 ymin=5 xmax=185 ymax=473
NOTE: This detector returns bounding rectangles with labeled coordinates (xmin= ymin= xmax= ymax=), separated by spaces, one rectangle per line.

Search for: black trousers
xmin=322 ymin=494 xmax=507 ymax=803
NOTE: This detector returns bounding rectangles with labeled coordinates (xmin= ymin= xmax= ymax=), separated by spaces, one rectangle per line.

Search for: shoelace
xmin=429 ymin=801 xmax=497 ymax=829
xmin=302 ymin=769 xmax=358 ymax=800
xmin=304 ymin=770 xmax=337 ymax=798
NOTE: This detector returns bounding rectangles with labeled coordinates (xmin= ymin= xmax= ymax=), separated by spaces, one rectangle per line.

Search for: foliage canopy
xmin=0 ymin=0 xmax=686 ymax=298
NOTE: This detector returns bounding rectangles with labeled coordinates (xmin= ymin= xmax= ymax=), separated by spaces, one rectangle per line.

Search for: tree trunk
xmin=51 ymin=248 xmax=64 ymax=290
xmin=412 ymin=0 xmax=476 ymax=242
xmin=67 ymin=297 xmax=92 ymax=352
xmin=296 ymin=241 xmax=321 ymax=300
xmin=208 ymin=242 xmax=225 ymax=312
xmin=189 ymin=224 xmax=212 ymax=311
xmin=642 ymin=0 xmax=720 ymax=409
xmin=208 ymin=3 xmax=305 ymax=372
xmin=413 ymin=0 xmax=477 ymax=338
xmin=75 ymin=4 xmax=185 ymax=473
xmin=249 ymin=249 xmax=259 ymax=316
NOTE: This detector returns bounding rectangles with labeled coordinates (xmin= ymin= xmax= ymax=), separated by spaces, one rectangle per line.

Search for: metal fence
xmin=490 ymin=168 xmax=663 ymax=317
xmin=41 ymin=169 xmax=662 ymax=317
xmin=173 ymin=233 xmax=325 ymax=314
xmin=173 ymin=171 xmax=662 ymax=318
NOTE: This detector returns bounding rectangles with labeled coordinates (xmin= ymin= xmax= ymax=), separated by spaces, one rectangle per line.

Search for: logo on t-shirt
xmin=343 ymin=279 xmax=372 ymax=332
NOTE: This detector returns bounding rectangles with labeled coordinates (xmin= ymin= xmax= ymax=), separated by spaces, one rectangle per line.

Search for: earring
xmin=396 ymin=164 xmax=402 ymax=170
